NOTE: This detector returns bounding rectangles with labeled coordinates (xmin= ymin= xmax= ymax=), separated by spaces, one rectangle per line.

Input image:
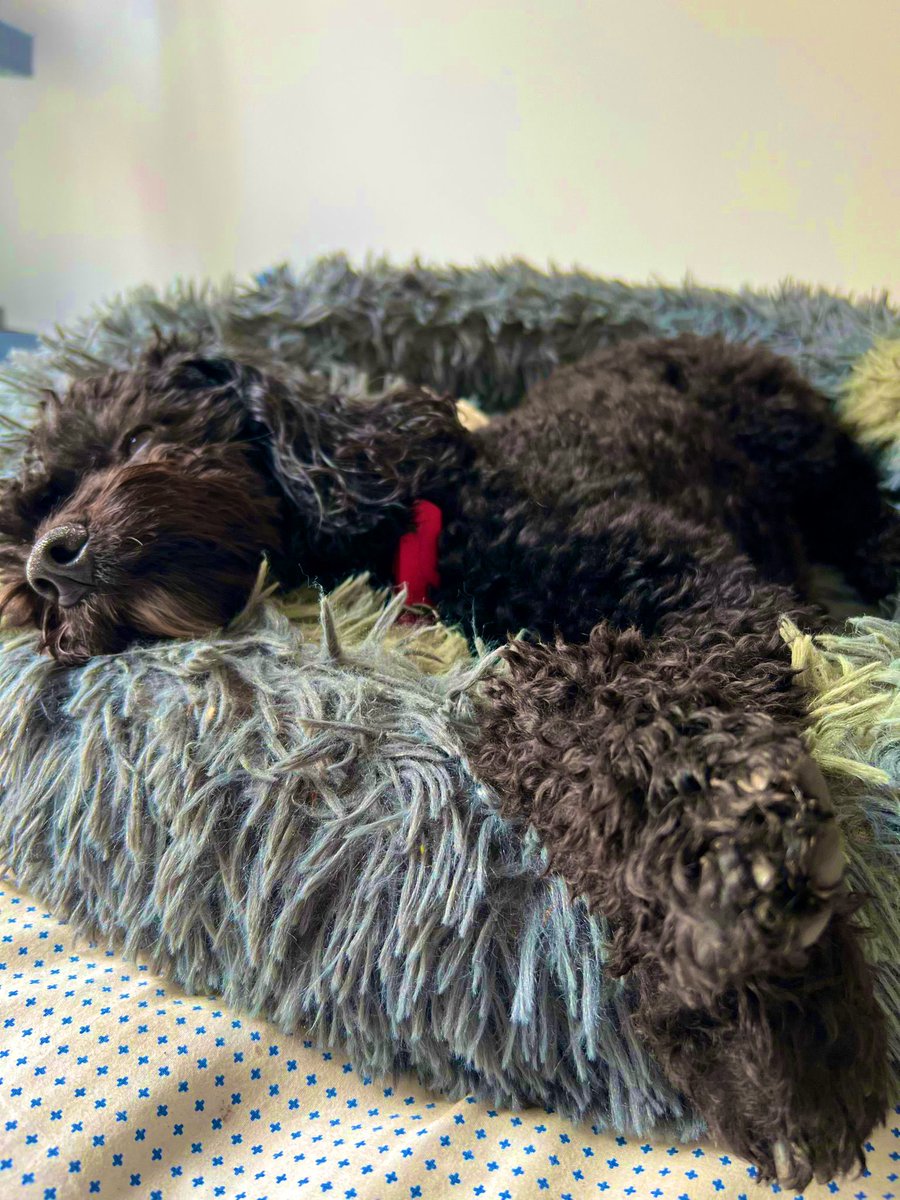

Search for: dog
xmin=0 ymin=333 xmax=896 ymax=1188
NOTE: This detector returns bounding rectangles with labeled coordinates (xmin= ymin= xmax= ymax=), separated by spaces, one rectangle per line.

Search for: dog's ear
xmin=148 ymin=346 xmax=473 ymax=539
xmin=170 ymin=357 xmax=241 ymax=391
xmin=140 ymin=332 xmax=242 ymax=388
xmin=152 ymin=351 xmax=259 ymax=439
xmin=244 ymin=377 xmax=473 ymax=538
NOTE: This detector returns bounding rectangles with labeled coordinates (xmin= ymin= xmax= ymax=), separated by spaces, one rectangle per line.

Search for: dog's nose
xmin=26 ymin=524 xmax=94 ymax=607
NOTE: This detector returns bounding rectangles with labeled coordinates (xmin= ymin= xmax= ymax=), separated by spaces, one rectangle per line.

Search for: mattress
xmin=0 ymin=875 xmax=894 ymax=1200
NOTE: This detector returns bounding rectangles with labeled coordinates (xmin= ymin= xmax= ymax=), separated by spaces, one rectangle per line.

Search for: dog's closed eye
xmin=119 ymin=426 xmax=155 ymax=457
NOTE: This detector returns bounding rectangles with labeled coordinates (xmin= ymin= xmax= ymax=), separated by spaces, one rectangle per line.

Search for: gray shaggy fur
xmin=1 ymin=256 xmax=898 ymax=475
xmin=0 ymin=257 xmax=899 ymax=1152
xmin=0 ymin=586 xmax=696 ymax=1138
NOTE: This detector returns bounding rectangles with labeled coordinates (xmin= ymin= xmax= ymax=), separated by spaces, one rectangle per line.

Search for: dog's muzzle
xmin=26 ymin=523 xmax=94 ymax=607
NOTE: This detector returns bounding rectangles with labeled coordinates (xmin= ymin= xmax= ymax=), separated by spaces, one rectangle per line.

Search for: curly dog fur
xmin=0 ymin=333 xmax=895 ymax=1187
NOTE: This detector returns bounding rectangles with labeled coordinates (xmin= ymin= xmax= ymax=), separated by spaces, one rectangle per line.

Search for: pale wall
xmin=1 ymin=0 xmax=898 ymax=332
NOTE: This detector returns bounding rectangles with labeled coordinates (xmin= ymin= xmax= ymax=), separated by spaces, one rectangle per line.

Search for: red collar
xmin=393 ymin=499 xmax=442 ymax=607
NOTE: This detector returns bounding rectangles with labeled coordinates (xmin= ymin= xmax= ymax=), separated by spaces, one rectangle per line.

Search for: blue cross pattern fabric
xmin=0 ymin=877 xmax=896 ymax=1200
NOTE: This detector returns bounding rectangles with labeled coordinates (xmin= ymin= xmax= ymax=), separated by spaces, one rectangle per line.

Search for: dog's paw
xmin=635 ymin=916 xmax=887 ymax=1193
xmin=708 ymin=751 xmax=842 ymax=936
xmin=662 ymin=745 xmax=846 ymax=998
xmin=718 ymin=1096 xmax=871 ymax=1193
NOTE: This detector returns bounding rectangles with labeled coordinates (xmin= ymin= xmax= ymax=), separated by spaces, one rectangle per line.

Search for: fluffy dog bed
xmin=0 ymin=259 xmax=898 ymax=1139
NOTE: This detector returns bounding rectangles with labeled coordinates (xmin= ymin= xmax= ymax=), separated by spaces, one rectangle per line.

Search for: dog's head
xmin=0 ymin=347 xmax=467 ymax=664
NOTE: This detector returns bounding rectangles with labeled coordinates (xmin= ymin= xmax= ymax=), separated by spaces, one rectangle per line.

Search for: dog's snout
xmin=26 ymin=524 xmax=94 ymax=607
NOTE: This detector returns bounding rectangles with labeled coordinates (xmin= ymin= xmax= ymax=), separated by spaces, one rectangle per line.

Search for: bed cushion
xmin=0 ymin=581 xmax=696 ymax=1137
xmin=0 ymin=259 xmax=898 ymax=1140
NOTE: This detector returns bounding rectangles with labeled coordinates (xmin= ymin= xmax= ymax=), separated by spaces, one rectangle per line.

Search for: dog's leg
xmin=723 ymin=367 xmax=900 ymax=603
xmin=571 ymin=334 xmax=900 ymax=605
xmin=670 ymin=335 xmax=900 ymax=605
xmin=634 ymin=910 xmax=886 ymax=1191
xmin=468 ymin=580 xmax=886 ymax=1186
xmin=471 ymin=614 xmax=842 ymax=994
xmin=795 ymin=428 xmax=900 ymax=605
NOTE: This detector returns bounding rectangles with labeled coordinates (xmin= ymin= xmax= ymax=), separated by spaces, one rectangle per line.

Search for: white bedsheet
xmin=0 ymin=876 xmax=893 ymax=1200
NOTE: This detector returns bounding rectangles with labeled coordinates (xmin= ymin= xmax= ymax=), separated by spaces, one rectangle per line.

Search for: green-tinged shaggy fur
xmin=841 ymin=337 xmax=900 ymax=482
xmin=783 ymin=615 xmax=900 ymax=1069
